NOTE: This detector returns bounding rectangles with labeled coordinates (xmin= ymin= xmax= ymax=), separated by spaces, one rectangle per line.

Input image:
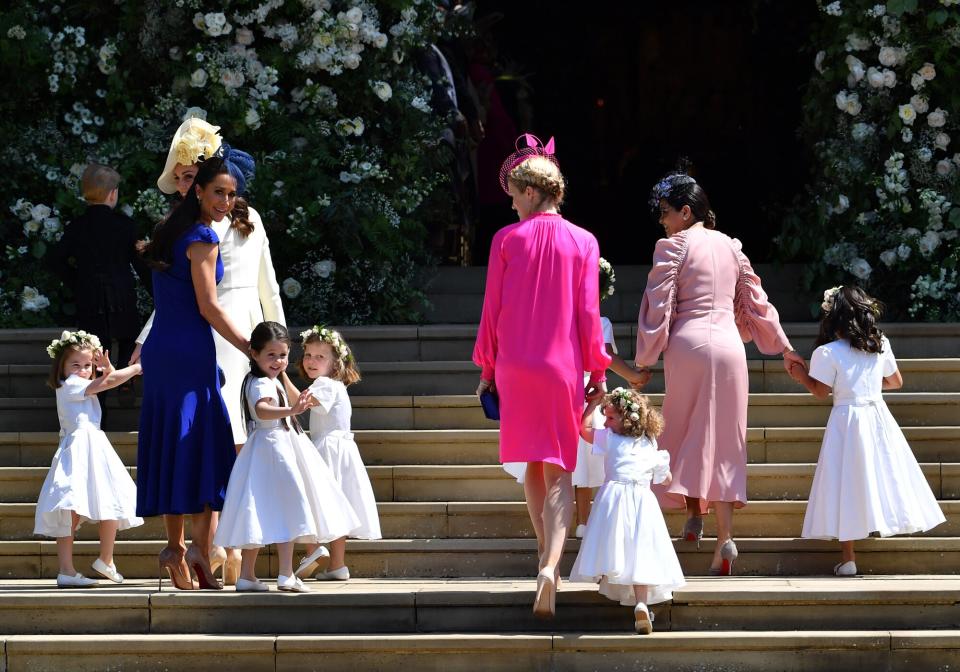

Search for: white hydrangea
xmin=312 ymin=259 xmax=336 ymax=278
xmin=824 ymin=2 xmax=843 ymax=16
xmin=282 ymin=278 xmax=302 ymax=298
xmin=21 ymin=287 xmax=50 ymax=312
xmin=847 ymin=257 xmax=873 ymax=280
xmin=880 ymin=249 xmax=898 ymax=267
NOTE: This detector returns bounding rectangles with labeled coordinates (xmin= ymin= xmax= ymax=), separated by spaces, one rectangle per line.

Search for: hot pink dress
xmin=635 ymin=227 xmax=788 ymax=513
xmin=474 ymin=213 xmax=612 ymax=471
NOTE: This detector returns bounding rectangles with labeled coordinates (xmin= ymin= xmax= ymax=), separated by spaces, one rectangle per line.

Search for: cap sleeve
xmin=808 ymin=345 xmax=836 ymax=388
xmin=61 ymin=374 xmax=93 ymax=401
xmin=635 ymin=231 xmax=689 ymax=367
xmin=880 ymin=336 xmax=898 ymax=378
xmin=252 ymin=377 xmax=280 ymax=404
xmin=308 ymin=377 xmax=339 ymax=413
xmin=732 ymin=238 xmax=790 ymax=355
xmin=652 ymin=444 xmax=672 ymax=485
xmin=600 ymin=317 xmax=618 ymax=355
xmin=182 ymin=223 xmax=220 ymax=247
xmin=590 ymin=428 xmax=610 ymax=456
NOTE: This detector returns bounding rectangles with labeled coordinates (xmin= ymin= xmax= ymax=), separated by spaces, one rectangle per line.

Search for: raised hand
xmin=292 ymin=390 xmax=314 ymax=416
xmin=93 ymin=349 xmax=115 ymax=376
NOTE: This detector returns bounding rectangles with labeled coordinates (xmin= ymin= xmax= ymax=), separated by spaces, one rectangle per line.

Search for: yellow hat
xmin=156 ymin=117 xmax=223 ymax=194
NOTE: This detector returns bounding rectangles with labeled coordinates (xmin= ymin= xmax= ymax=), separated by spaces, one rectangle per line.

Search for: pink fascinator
xmin=498 ymin=133 xmax=558 ymax=194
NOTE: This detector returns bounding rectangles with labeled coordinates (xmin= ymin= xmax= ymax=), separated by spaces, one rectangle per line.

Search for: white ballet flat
xmin=236 ymin=578 xmax=269 ymax=592
xmin=277 ymin=574 xmax=311 ymax=593
xmin=634 ymin=602 xmax=653 ymax=635
xmin=57 ymin=572 xmax=98 ymax=588
xmin=90 ymin=559 xmax=123 ymax=584
xmin=833 ymin=561 xmax=858 ymax=576
xmin=575 ymin=524 xmax=587 ymax=539
xmin=315 ymin=565 xmax=350 ymax=581
xmin=294 ymin=546 xmax=330 ymax=578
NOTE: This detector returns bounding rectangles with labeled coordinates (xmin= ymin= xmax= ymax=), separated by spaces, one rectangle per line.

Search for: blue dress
xmin=136 ymin=223 xmax=236 ymax=516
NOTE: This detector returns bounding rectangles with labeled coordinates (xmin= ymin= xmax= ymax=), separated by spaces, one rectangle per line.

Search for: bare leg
xmin=328 ymin=537 xmax=347 ymax=571
xmin=190 ymin=509 xmax=213 ymax=560
xmin=710 ymin=501 xmax=734 ymax=569
xmin=240 ymin=548 xmax=259 ymax=582
xmin=540 ymin=462 xmax=574 ymax=577
xmin=524 ymin=462 xmax=547 ymax=559
xmin=276 ymin=541 xmax=294 ymax=578
xmin=97 ymin=520 xmax=119 ymax=566
xmin=840 ymin=540 xmax=856 ymax=564
xmin=56 ymin=515 xmax=78 ymax=577
xmin=685 ymin=496 xmax=702 ymax=522
xmin=575 ymin=487 xmax=592 ymax=526
xmin=632 ymin=584 xmax=649 ymax=604
xmin=163 ymin=514 xmax=187 ymax=553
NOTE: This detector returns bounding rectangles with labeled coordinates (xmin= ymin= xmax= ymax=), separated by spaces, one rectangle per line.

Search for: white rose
xmin=628 ymin=412 xmax=640 ymax=422
xmin=236 ymin=27 xmax=254 ymax=45
xmin=899 ymin=104 xmax=916 ymax=125
xmin=345 ymin=7 xmax=363 ymax=23
xmin=190 ymin=68 xmax=208 ymax=88
xmin=880 ymin=249 xmax=898 ymax=267
xmin=846 ymin=32 xmax=870 ymax=50
xmin=220 ymin=69 xmax=245 ymax=90
xmin=23 ymin=220 xmax=40 ymax=235
xmin=882 ymin=69 xmax=896 ymax=88
xmin=373 ymin=33 xmax=388 ymax=49
xmin=928 ymin=108 xmax=948 ymax=128
xmin=911 ymin=73 xmax=925 ymax=90
xmin=848 ymin=257 xmax=872 ymax=280
xmin=878 ymin=46 xmax=902 ymax=67
xmin=937 ymin=159 xmax=953 ymax=176
xmin=30 ymin=204 xmax=51 ymax=221
xmin=919 ymin=62 xmax=936 ymax=81
xmin=371 ymin=80 xmax=392 ymax=101
xmin=835 ymin=91 xmax=849 ymax=111
xmin=835 ymin=194 xmax=850 ymax=214
xmin=919 ymin=230 xmax=941 ymax=256
xmin=935 ymin=133 xmax=951 ymax=150
xmin=245 ymin=108 xmax=261 ymax=129
xmin=897 ymin=243 xmax=911 ymax=260
xmin=312 ymin=259 xmax=336 ymax=278
xmin=282 ymin=278 xmax=302 ymax=298
xmin=845 ymin=55 xmax=865 ymax=81
xmin=866 ymin=67 xmax=885 ymax=88
xmin=182 ymin=106 xmax=207 ymax=121
xmin=343 ymin=52 xmax=361 ymax=69
xmin=352 ymin=117 xmax=365 ymax=136
xmin=909 ymin=95 xmax=929 ymax=114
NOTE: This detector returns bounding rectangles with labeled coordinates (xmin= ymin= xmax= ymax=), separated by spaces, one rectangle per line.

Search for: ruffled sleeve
xmin=308 ymin=377 xmax=339 ymax=413
xmin=651 ymin=444 xmax=672 ymax=485
xmin=472 ymin=229 xmax=507 ymax=382
xmin=808 ymin=345 xmax=836 ymax=388
xmin=732 ymin=238 xmax=790 ymax=355
xmin=880 ymin=336 xmax=898 ymax=377
xmin=183 ymin=223 xmax=220 ymax=246
xmin=577 ymin=236 xmax=613 ymax=383
xmin=635 ymin=231 xmax=689 ymax=367
xmin=61 ymin=374 xmax=92 ymax=401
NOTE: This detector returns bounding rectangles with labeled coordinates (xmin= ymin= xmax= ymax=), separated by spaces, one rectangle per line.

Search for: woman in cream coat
xmin=132 ymin=118 xmax=285 ymax=581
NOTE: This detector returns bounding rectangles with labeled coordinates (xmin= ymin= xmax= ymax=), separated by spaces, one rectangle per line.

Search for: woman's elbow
xmin=197 ymin=301 xmax=220 ymax=323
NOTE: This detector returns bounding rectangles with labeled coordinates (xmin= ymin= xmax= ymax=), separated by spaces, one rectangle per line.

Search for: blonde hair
xmin=603 ymin=388 xmax=663 ymax=439
xmin=508 ymin=156 xmax=566 ymax=206
xmin=47 ymin=343 xmax=95 ymax=390
xmin=81 ymin=163 xmax=121 ymax=203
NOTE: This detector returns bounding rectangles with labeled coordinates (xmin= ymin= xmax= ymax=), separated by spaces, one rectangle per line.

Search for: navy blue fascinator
xmin=215 ymin=143 xmax=256 ymax=195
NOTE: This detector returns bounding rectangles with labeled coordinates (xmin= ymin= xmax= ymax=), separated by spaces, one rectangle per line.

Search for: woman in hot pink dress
xmin=636 ymin=173 xmax=804 ymax=575
xmin=474 ymin=135 xmax=611 ymax=617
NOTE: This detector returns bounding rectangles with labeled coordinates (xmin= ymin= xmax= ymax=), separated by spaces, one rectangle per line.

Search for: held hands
xmin=627 ymin=366 xmax=652 ymax=390
xmin=476 ymin=378 xmax=495 ymax=397
xmin=291 ymin=389 xmax=315 ymax=416
xmin=129 ymin=343 xmax=142 ymax=366
xmin=787 ymin=359 xmax=808 ymax=383
xmin=585 ymin=380 xmax=607 ymax=404
xmin=661 ymin=470 xmax=673 ymax=488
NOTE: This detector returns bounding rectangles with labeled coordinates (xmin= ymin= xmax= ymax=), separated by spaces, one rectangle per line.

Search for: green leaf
xmin=31 ymin=241 xmax=46 ymax=259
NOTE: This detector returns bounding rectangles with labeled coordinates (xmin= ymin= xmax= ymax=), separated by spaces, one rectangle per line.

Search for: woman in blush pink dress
xmin=473 ymin=135 xmax=611 ymax=618
xmin=635 ymin=172 xmax=804 ymax=576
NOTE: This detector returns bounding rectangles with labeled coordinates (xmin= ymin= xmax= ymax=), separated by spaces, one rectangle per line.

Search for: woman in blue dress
xmin=138 ymin=148 xmax=255 ymax=590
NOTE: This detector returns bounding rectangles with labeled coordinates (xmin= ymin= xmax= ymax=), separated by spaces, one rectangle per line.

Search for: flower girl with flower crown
xmin=35 ymin=331 xmax=144 ymax=588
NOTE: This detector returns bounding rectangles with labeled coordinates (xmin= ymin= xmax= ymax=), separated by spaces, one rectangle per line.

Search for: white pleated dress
xmin=213 ymin=376 xmax=360 ymax=549
xmin=801 ymin=337 xmax=945 ymax=541
xmin=503 ymin=317 xmax=615 ymax=486
xmin=307 ymin=377 xmax=382 ymax=539
xmin=34 ymin=375 xmax=143 ymax=538
xmin=570 ymin=429 xmax=686 ymax=606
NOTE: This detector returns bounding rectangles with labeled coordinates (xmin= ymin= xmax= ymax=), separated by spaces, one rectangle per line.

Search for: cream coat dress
xmin=137 ymin=207 xmax=285 ymax=444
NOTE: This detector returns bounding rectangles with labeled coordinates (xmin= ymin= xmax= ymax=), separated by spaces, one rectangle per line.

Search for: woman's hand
xmin=476 ymin=378 xmax=495 ymax=397
xmin=782 ymin=348 xmax=805 ymax=373
xmin=627 ymin=367 xmax=652 ymax=390
xmin=585 ymin=380 xmax=607 ymax=403
xmin=129 ymin=342 xmax=142 ymax=366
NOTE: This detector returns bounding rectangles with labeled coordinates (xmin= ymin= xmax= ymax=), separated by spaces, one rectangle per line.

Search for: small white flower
xmin=235 ymin=27 xmax=254 ymax=45
xmin=878 ymin=46 xmax=903 ymax=67
xmin=845 ymin=55 xmax=865 ymax=81
xmin=6 ymin=25 xmax=26 ymax=40
xmin=919 ymin=62 xmax=937 ymax=81
xmin=371 ymin=80 xmax=392 ymax=102
xmin=312 ymin=259 xmax=336 ymax=278
xmin=897 ymin=243 xmax=912 ymax=260
xmin=867 ymin=67 xmax=885 ymax=88
xmin=245 ymin=108 xmax=261 ymax=129
xmin=937 ymin=159 xmax=953 ymax=176
xmin=220 ymin=69 xmax=245 ymax=90
xmin=918 ymin=147 xmax=933 ymax=163
xmin=919 ymin=230 xmax=941 ymax=256
xmin=928 ymin=108 xmax=948 ymax=128
xmin=825 ymin=1 xmax=843 ymax=16
xmin=373 ymin=33 xmax=388 ymax=49
xmin=345 ymin=7 xmax=363 ymax=23
xmin=909 ymin=95 xmax=929 ymax=114
xmin=182 ymin=106 xmax=207 ymax=121
xmin=848 ymin=257 xmax=872 ymax=280
xmin=880 ymin=249 xmax=898 ymax=267
xmin=190 ymin=68 xmax=209 ymax=88
xmin=911 ymin=73 xmax=925 ymax=90
xmin=882 ymin=68 xmax=897 ymax=88
xmin=935 ymin=133 xmax=951 ymax=151
xmin=902 ymin=127 xmax=913 ymax=143
xmin=282 ymin=278 xmax=302 ymax=298
xmin=835 ymin=194 xmax=850 ymax=214
xmin=899 ymin=104 xmax=916 ymax=125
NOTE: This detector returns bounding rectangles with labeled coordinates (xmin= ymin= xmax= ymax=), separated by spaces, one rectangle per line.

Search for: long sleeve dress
xmin=635 ymin=227 xmax=789 ymax=513
xmin=473 ymin=212 xmax=611 ymax=471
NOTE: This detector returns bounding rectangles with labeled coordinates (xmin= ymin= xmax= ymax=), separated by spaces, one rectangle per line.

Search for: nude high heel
xmin=708 ymin=539 xmax=739 ymax=576
xmin=533 ymin=568 xmax=556 ymax=619
xmin=209 ymin=546 xmax=227 ymax=576
xmin=681 ymin=517 xmax=704 ymax=548
xmin=185 ymin=545 xmax=223 ymax=590
xmin=224 ymin=550 xmax=241 ymax=586
xmin=158 ymin=547 xmax=194 ymax=591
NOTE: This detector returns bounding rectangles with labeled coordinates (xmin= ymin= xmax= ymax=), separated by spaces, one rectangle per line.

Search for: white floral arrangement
xmin=300 ymin=324 xmax=352 ymax=362
xmin=46 ymin=330 xmax=102 ymax=359
xmin=605 ymin=387 xmax=643 ymax=431
xmin=599 ymin=256 xmax=616 ymax=301
xmin=821 ymin=286 xmax=842 ymax=313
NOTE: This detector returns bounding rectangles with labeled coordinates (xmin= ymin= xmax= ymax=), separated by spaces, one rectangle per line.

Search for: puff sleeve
xmin=880 ymin=336 xmax=898 ymax=377
xmin=651 ymin=444 xmax=672 ymax=485
xmin=472 ymin=229 xmax=507 ymax=382
xmin=590 ymin=428 xmax=610 ymax=456
xmin=808 ymin=345 xmax=836 ymax=388
xmin=732 ymin=239 xmax=790 ymax=356
xmin=308 ymin=377 xmax=339 ymax=413
xmin=635 ymin=231 xmax=689 ymax=367
xmin=578 ymin=236 xmax=613 ymax=383
xmin=61 ymin=374 xmax=93 ymax=401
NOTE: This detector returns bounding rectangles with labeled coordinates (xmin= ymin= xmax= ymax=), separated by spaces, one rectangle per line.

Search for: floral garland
xmin=605 ymin=387 xmax=643 ymax=430
xmin=599 ymin=256 xmax=615 ymax=301
xmin=300 ymin=324 xmax=352 ymax=362
xmin=821 ymin=286 xmax=842 ymax=313
xmin=45 ymin=329 xmax=101 ymax=359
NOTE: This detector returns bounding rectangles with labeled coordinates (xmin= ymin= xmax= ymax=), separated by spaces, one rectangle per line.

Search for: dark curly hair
xmin=814 ymin=285 xmax=885 ymax=354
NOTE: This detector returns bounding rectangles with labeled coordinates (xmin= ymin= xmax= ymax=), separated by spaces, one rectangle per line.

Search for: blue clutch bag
xmin=479 ymin=390 xmax=500 ymax=421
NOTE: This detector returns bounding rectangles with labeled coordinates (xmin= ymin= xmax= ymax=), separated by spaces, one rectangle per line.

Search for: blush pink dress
xmin=635 ymin=227 xmax=789 ymax=513
xmin=473 ymin=213 xmax=612 ymax=471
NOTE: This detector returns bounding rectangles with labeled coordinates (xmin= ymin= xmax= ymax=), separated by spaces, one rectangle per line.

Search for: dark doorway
xmin=471 ymin=1 xmax=816 ymax=263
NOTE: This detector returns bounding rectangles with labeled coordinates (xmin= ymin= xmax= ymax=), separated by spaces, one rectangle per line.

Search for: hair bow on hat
xmin=216 ymin=143 xmax=256 ymax=195
xmin=498 ymin=133 xmax=559 ymax=194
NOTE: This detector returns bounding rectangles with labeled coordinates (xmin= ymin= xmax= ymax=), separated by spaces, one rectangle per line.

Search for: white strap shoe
xmin=277 ymin=574 xmax=311 ymax=593
xmin=294 ymin=546 xmax=330 ymax=578
xmin=236 ymin=577 xmax=269 ymax=592
xmin=574 ymin=524 xmax=587 ymax=539
xmin=634 ymin=602 xmax=653 ymax=635
xmin=91 ymin=558 xmax=124 ymax=584
xmin=315 ymin=565 xmax=350 ymax=581
xmin=833 ymin=561 xmax=858 ymax=576
xmin=57 ymin=573 xmax=98 ymax=588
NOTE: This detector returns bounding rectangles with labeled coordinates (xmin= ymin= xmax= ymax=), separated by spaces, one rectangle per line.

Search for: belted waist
xmin=833 ymin=396 xmax=883 ymax=407
xmin=609 ymin=477 xmax=652 ymax=487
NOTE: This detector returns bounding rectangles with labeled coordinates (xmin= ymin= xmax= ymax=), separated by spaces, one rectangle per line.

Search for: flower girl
xmin=291 ymin=326 xmax=381 ymax=582
xmin=788 ymin=286 xmax=944 ymax=575
xmin=36 ymin=331 xmax=143 ymax=587
xmin=569 ymin=388 xmax=685 ymax=634
xmin=213 ymin=322 xmax=359 ymax=592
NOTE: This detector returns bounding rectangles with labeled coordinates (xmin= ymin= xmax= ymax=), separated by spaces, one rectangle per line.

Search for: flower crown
xmin=599 ymin=256 xmax=615 ymax=301
xmin=46 ymin=330 xmax=102 ymax=359
xmin=649 ymin=172 xmax=696 ymax=213
xmin=605 ymin=387 xmax=644 ymax=429
xmin=300 ymin=325 xmax=352 ymax=363
xmin=821 ymin=286 xmax=842 ymax=313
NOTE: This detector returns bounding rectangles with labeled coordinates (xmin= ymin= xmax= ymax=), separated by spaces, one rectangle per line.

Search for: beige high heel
xmin=533 ymin=568 xmax=556 ymax=619
xmin=223 ymin=550 xmax=241 ymax=586
xmin=209 ymin=546 xmax=227 ymax=575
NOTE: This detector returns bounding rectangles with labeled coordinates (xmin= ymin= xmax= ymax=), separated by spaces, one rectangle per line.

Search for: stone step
xmin=5 ymin=323 xmax=960 ymax=365
xmin=3 ymin=500 xmax=958 ymax=542
xmin=3 ymin=630 xmax=958 ymax=672
xmin=1 ymin=463 xmax=954 ymax=505
xmin=2 ymin=392 xmax=958 ymax=432
xmin=5 ymin=358 xmax=958 ymax=397
xmin=4 ymin=426 xmax=960 ymax=467
xmin=0 ymin=577 xmax=959 ymax=636
xmin=3 ymin=537 xmax=960 ymax=579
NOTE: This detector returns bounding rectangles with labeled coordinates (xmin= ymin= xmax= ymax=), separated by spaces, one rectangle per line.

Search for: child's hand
xmin=94 ymin=349 xmax=115 ymax=375
xmin=787 ymin=360 xmax=807 ymax=382
xmin=291 ymin=390 xmax=314 ymax=415
xmin=628 ymin=367 xmax=652 ymax=390
xmin=661 ymin=471 xmax=672 ymax=488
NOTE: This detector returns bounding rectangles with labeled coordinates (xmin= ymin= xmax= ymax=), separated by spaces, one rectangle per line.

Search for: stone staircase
xmin=1 ymin=324 xmax=959 ymax=671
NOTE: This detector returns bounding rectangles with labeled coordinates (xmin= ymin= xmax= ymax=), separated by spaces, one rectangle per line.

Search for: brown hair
xmin=815 ymin=285 xmax=885 ymax=354
xmin=46 ymin=344 xmax=95 ymax=390
xmin=603 ymin=389 xmax=664 ymax=439
xmin=230 ymin=197 xmax=254 ymax=237
xmin=299 ymin=332 xmax=362 ymax=386
xmin=242 ymin=321 xmax=302 ymax=433
xmin=81 ymin=163 xmax=121 ymax=203
xmin=508 ymin=156 xmax=566 ymax=208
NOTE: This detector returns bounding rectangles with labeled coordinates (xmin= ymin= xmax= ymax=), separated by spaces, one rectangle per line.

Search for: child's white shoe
xmin=633 ymin=602 xmax=653 ymax=635
xmin=236 ymin=577 xmax=269 ymax=592
xmin=833 ymin=561 xmax=857 ymax=576
xmin=575 ymin=524 xmax=587 ymax=539
xmin=57 ymin=573 xmax=98 ymax=588
xmin=277 ymin=575 xmax=311 ymax=592
xmin=91 ymin=559 xmax=123 ymax=584
xmin=294 ymin=546 xmax=330 ymax=578
xmin=315 ymin=565 xmax=350 ymax=581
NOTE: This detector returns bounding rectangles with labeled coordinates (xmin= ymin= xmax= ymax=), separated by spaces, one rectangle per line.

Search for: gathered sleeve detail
xmin=308 ymin=377 xmax=340 ymax=413
xmin=472 ymin=230 xmax=508 ymax=382
xmin=731 ymin=238 xmax=790 ymax=356
xmin=184 ymin=223 xmax=220 ymax=247
xmin=578 ymin=237 xmax=613 ymax=383
xmin=635 ymin=231 xmax=689 ymax=367
xmin=651 ymin=444 xmax=672 ymax=485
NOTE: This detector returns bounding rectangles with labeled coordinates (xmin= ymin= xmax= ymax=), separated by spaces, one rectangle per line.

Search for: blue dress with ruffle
xmin=136 ymin=223 xmax=236 ymax=516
